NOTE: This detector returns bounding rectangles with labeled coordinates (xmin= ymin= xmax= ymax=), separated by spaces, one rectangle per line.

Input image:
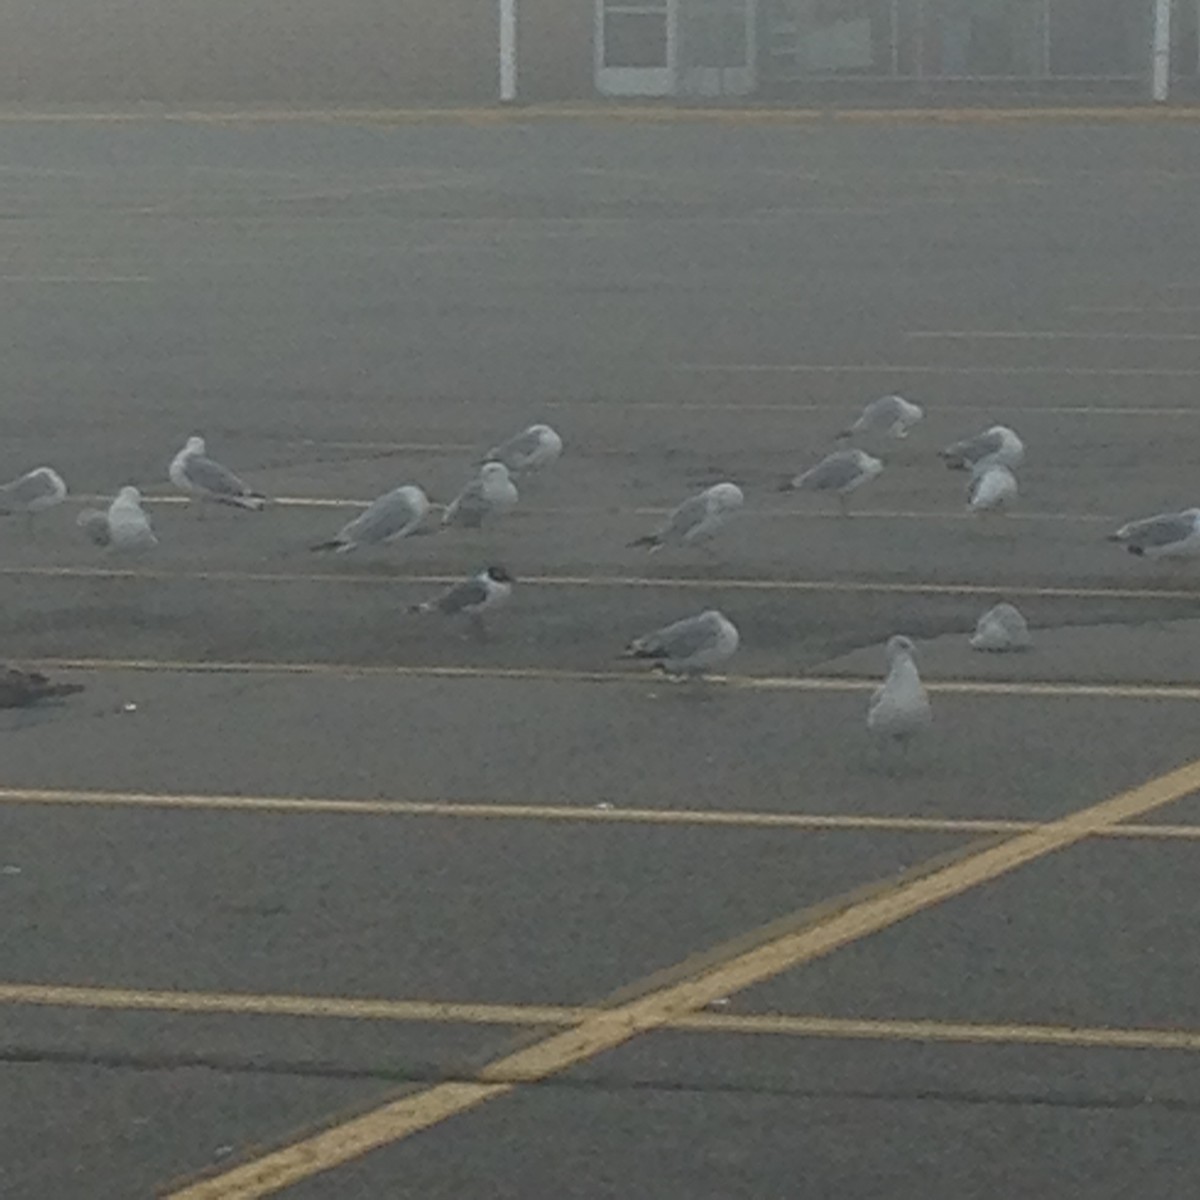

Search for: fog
xmin=0 ymin=1 xmax=1189 ymax=106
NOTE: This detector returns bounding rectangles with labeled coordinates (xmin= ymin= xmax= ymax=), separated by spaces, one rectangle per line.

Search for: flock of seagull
xmin=1 ymin=398 xmax=1197 ymax=747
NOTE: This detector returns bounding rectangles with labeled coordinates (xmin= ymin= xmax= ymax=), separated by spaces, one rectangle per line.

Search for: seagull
xmin=311 ymin=485 xmax=429 ymax=553
xmin=779 ymin=449 xmax=883 ymax=515
xmin=76 ymin=507 xmax=112 ymax=546
xmin=106 ymin=486 xmax=158 ymax=552
xmin=441 ymin=462 xmax=518 ymax=530
xmin=838 ymin=395 xmax=924 ymax=441
xmin=0 ymin=665 xmax=84 ymax=709
xmin=867 ymin=635 xmax=932 ymax=753
xmin=628 ymin=482 xmax=744 ymax=554
xmin=622 ymin=610 xmax=739 ymax=679
xmin=967 ymin=462 xmax=1018 ymax=514
xmin=411 ymin=565 xmax=515 ymax=637
xmin=483 ymin=424 xmax=563 ymax=474
xmin=1108 ymin=509 xmax=1200 ymax=559
xmin=939 ymin=425 xmax=1025 ymax=472
xmin=970 ymin=603 xmax=1032 ymax=652
xmin=0 ymin=467 xmax=67 ymax=530
xmin=169 ymin=436 xmax=267 ymax=510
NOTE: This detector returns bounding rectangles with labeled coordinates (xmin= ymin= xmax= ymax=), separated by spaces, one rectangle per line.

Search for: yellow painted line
xmin=907 ymin=330 xmax=1200 ymax=342
xmin=675 ymin=1011 xmax=1200 ymax=1052
xmin=2 ymin=106 xmax=1197 ymax=127
xmin=0 ymin=785 xmax=1033 ymax=836
xmin=4 ymin=566 xmax=1192 ymax=604
xmin=6 ymin=981 xmax=1200 ymax=1054
xmin=2 ymin=785 xmax=1195 ymax=844
xmin=1069 ymin=306 xmax=1200 ymax=315
xmin=23 ymin=656 xmax=1200 ymax=701
xmin=677 ymin=363 xmax=1200 ymax=377
xmin=166 ymin=756 xmax=1200 ymax=1198
xmin=60 ymin=497 xmax=1115 ymax=522
xmin=0 ymin=275 xmax=153 ymax=284
xmin=0 ymin=982 xmax=584 ymax=1028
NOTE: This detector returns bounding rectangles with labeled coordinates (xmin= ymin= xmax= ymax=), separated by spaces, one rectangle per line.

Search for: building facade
xmin=0 ymin=0 xmax=1193 ymax=105
xmin=596 ymin=0 xmax=1191 ymax=98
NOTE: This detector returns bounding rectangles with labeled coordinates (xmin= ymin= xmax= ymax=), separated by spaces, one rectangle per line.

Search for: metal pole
xmin=1152 ymin=0 xmax=1171 ymax=103
xmin=499 ymin=0 xmax=518 ymax=102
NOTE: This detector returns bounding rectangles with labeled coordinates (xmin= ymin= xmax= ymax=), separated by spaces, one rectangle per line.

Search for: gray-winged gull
xmin=867 ymin=635 xmax=932 ymax=748
xmin=0 ymin=467 xmax=67 ymax=523
xmin=629 ymin=482 xmax=743 ymax=553
xmin=940 ymin=425 xmax=1025 ymax=472
xmin=311 ymin=484 xmax=429 ymax=553
xmin=967 ymin=462 xmax=1018 ymax=513
xmin=622 ymin=609 xmax=739 ymax=678
xmin=170 ymin=436 xmax=266 ymax=510
xmin=106 ymin=486 xmax=158 ymax=552
xmin=442 ymin=461 xmax=518 ymax=530
xmin=779 ymin=448 xmax=883 ymax=515
xmin=1108 ymin=509 xmax=1200 ymax=559
xmin=970 ymin=603 xmax=1031 ymax=652
xmin=412 ymin=565 xmax=514 ymax=636
xmin=483 ymin=424 xmax=563 ymax=474
xmin=839 ymin=394 xmax=924 ymax=441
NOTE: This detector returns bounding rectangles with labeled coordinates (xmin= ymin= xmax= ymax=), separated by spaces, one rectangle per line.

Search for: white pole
xmin=499 ymin=0 xmax=518 ymax=103
xmin=1152 ymin=0 xmax=1171 ymax=103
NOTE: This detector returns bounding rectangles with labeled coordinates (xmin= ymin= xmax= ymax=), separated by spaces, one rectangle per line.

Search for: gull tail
xmin=309 ymin=538 xmax=351 ymax=553
xmin=627 ymin=534 xmax=662 ymax=550
xmin=409 ymin=601 xmax=436 ymax=615
xmin=219 ymin=493 xmax=268 ymax=511
xmin=776 ymin=476 xmax=797 ymax=493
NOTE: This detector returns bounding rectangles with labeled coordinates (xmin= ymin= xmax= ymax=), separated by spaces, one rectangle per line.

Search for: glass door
xmin=596 ymin=0 xmax=676 ymax=95
xmin=677 ymin=0 xmax=758 ymax=94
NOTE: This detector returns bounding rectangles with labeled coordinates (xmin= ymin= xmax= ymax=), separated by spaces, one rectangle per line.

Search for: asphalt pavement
xmin=2 ymin=112 xmax=1200 ymax=1199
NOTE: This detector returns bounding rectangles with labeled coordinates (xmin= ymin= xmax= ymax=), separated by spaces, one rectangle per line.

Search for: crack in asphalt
xmin=2 ymin=1045 xmax=1196 ymax=1112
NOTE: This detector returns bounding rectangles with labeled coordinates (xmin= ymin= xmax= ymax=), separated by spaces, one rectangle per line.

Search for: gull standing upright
xmin=411 ymin=565 xmax=515 ymax=638
xmin=970 ymin=602 xmax=1031 ymax=652
xmin=0 ymin=467 xmax=67 ymax=531
xmin=441 ymin=462 xmax=518 ymax=530
xmin=967 ymin=462 xmax=1018 ymax=514
xmin=106 ymin=486 xmax=158 ymax=553
xmin=628 ymin=482 xmax=744 ymax=554
xmin=622 ymin=609 xmax=739 ymax=679
xmin=838 ymin=395 xmax=924 ymax=441
xmin=867 ymin=635 xmax=932 ymax=762
xmin=940 ymin=425 xmax=1025 ymax=472
xmin=779 ymin=448 xmax=883 ymax=515
xmin=483 ymin=424 xmax=563 ymax=474
xmin=170 ymin=436 xmax=267 ymax=510
xmin=311 ymin=485 xmax=429 ymax=553
xmin=1108 ymin=509 xmax=1200 ymax=560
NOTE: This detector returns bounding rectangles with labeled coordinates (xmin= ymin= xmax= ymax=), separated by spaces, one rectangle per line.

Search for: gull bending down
xmin=839 ymin=394 xmax=924 ymax=441
xmin=939 ymin=425 xmax=1024 ymax=472
xmin=779 ymin=449 xmax=883 ymax=515
xmin=0 ymin=467 xmax=67 ymax=524
xmin=483 ymin=424 xmax=563 ymax=474
xmin=628 ymin=482 xmax=743 ymax=554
